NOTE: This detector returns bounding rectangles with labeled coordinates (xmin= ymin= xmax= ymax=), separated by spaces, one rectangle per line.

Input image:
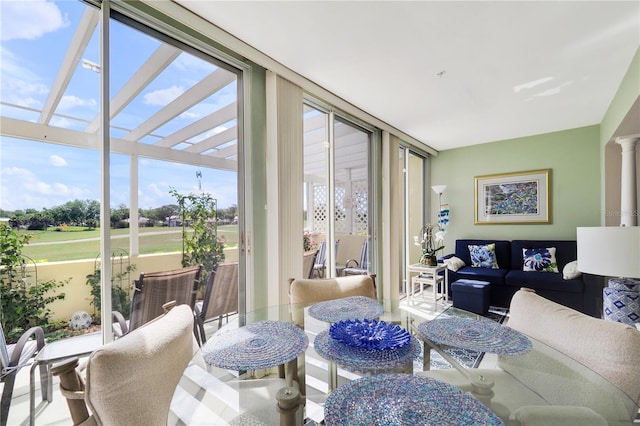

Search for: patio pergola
xmin=0 ymin=0 xmax=370 ymax=337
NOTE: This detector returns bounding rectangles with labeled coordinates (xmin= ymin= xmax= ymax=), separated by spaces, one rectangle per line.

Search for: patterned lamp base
xmin=603 ymin=278 xmax=640 ymax=325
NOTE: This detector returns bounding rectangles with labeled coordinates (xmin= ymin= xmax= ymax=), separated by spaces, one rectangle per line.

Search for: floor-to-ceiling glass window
xmin=303 ymin=101 xmax=372 ymax=278
xmin=0 ymin=0 xmax=241 ymax=337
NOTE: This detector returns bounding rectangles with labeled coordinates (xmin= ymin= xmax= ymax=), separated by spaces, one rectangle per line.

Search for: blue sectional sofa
xmin=442 ymin=239 xmax=604 ymax=317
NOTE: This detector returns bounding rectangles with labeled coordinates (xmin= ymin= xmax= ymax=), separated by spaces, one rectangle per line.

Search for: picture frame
xmin=475 ymin=169 xmax=551 ymax=224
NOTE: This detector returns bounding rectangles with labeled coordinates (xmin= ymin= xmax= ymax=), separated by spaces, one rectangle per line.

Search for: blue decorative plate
xmin=329 ymin=319 xmax=410 ymax=351
xmin=324 ymin=374 xmax=504 ymax=426
xmin=315 ymin=330 xmax=421 ymax=373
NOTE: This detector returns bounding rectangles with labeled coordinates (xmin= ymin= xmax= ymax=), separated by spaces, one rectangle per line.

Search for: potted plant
xmin=414 ymin=224 xmax=445 ymax=266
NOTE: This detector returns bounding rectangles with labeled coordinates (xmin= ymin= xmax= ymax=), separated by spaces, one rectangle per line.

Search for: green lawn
xmin=20 ymin=225 xmax=239 ymax=262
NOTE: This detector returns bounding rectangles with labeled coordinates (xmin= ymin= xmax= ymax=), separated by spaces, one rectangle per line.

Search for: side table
xmin=407 ymin=263 xmax=449 ymax=306
xmin=29 ymin=332 xmax=102 ymax=426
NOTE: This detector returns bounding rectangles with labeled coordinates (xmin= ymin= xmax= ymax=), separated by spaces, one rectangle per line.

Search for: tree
xmin=169 ymin=189 xmax=224 ymax=287
xmin=26 ymin=211 xmax=51 ymax=230
xmin=111 ymin=203 xmax=129 ymax=228
xmin=144 ymin=204 xmax=179 ymax=224
xmin=217 ymin=205 xmax=238 ymax=224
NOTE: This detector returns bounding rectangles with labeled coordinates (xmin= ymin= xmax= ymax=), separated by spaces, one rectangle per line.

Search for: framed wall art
xmin=475 ymin=169 xmax=551 ymax=224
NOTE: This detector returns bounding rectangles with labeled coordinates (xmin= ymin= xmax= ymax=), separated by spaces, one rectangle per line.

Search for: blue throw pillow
xmin=468 ymin=244 xmax=499 ymax=269
xmin=523 ymin=247 xmax=559 ymax=272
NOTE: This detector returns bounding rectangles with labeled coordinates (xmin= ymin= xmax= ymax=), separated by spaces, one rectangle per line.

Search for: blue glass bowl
xmin=329 ymin=319 xmax=411 ymax=351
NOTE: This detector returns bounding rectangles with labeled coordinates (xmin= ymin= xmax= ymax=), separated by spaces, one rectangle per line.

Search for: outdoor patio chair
xmin=195 ymin=262 xmax=239 ymax=343
xmin=342 ymin=239 xmax=369 ymax=276
xmin=303 ymin=250 xmax=318 ymax=279
xmin=112 ymin=265 xmax=202 ymax=338
xmin=312 ymin=240 xmax=340 ymax=278
xmin=1 ymin=323 xmax=46 ymax=426
xmin=52 ymin=304 xmax=198 ymax=426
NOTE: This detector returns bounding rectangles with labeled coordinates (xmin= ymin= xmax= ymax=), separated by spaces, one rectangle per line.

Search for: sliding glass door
xmin=303 ymin=101 xmax=372 ymax=278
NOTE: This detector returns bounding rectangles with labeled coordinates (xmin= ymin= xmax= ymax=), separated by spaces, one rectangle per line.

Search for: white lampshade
xmin=431 ymin=185 xmax=447 ymax=195
xmin=576 ymin=226 xmax=640 ymax=278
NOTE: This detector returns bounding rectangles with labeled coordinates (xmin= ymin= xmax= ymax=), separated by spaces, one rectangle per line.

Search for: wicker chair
xmin=112 ymin=265 xmax=202 ymax=338
xmin=1 ymin=323 xmax=47 ymax=426
xmin=195 ymin=262 xmax=239 ymax=343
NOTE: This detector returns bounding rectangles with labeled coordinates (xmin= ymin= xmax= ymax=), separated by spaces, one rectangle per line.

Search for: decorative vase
xmin=420 ymin=254 xmax=438 ymax=266
xmin=425 ymin=255 xmax=438 ymax=266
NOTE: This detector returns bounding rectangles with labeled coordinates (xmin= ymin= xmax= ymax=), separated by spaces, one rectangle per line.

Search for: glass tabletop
xmin=193 ymin=300 xmax=638 ymax=426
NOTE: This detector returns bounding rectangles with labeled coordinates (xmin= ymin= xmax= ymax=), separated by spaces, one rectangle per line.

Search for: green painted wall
xmin=431 ymin=125 xmax=601 ymax=245
xmin=600 ymin=47 xmax=640 ymax=146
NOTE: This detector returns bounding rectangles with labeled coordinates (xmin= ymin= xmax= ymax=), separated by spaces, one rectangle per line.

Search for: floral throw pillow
xmin=523 ymin=247 xmax=559 ymax=272
xmin=468 ymin=244 xmax=499 ymax=269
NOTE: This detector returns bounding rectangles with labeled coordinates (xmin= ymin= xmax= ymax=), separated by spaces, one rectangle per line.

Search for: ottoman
xmin=452 ymin=279 xmax=490 ymax=315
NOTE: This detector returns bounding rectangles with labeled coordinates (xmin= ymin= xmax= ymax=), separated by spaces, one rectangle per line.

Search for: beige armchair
xmin=288 ymin=274 xmax=377 ymax=327
xmin=418 ymin=288 xmax=640 ymax=425
xmin=288 ymin=274 xmax=377 ymax=393
xmin=52 ymin=304 xmax=198 ymax=426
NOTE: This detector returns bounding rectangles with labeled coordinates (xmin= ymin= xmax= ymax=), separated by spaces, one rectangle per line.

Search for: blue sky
xmin=0 ymin=0 xmax=238 ymax=212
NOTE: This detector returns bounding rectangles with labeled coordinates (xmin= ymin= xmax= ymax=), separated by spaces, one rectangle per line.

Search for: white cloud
xmin=0 ymin=0 xmax=70 ymax=41
xmin=49 ymin=116 xmax=73 ymax=129
xmin=172 ymin=52 xmax=217 ymax=73
xmin=58 ymin=95 xmax=97 ymax=111
xmin=1 ymin=166 xmax=90 ymax=210
xmin=49 ymin=155 xmax=67 ymax=167
xmin=179 ymin=111 xmax=200 ymax=119
xmin=147 ymin=183 xmax=164 ymax=198
xmin=143 ymin=85 xmax=184 ymax=106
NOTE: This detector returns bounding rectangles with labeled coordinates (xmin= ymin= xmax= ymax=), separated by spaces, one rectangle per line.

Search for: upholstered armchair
xmin=52 ymin=304 xmax=198 ymax=425
xmin=418 ymin=288 xmax=640 ymax=425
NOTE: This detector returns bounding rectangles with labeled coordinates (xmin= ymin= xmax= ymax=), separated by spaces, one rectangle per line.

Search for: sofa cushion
xmin=562 ymin=260 xmax=582 ymax=280
xmin=522 ymin=247 xmax=559 ymax=272
xmin=443 ymin=256 xmax=465 ymax=272
xmin=469 ymin=243 xmax=500 ymax=268
xmin=455 ymin=239 xmax=511 ymax=270
xmin=505 ymin=270 xmax=583 ymax=293
xmin=511 ymin=240 xmax=576 ymax=271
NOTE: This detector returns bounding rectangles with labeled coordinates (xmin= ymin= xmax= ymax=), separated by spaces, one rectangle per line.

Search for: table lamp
xmin=576 ymin=226 xmax=640 ymax=324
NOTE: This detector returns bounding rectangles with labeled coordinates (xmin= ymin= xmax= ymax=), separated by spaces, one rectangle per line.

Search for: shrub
xmin=85 ymin=264 xmax=136 ymax=320
xmin=0 ymin=224 xmax=67 ymax=343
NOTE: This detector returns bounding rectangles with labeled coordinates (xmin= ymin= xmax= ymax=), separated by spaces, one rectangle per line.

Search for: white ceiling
xmin=176 ymin=1 xmax=640 ymax=152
